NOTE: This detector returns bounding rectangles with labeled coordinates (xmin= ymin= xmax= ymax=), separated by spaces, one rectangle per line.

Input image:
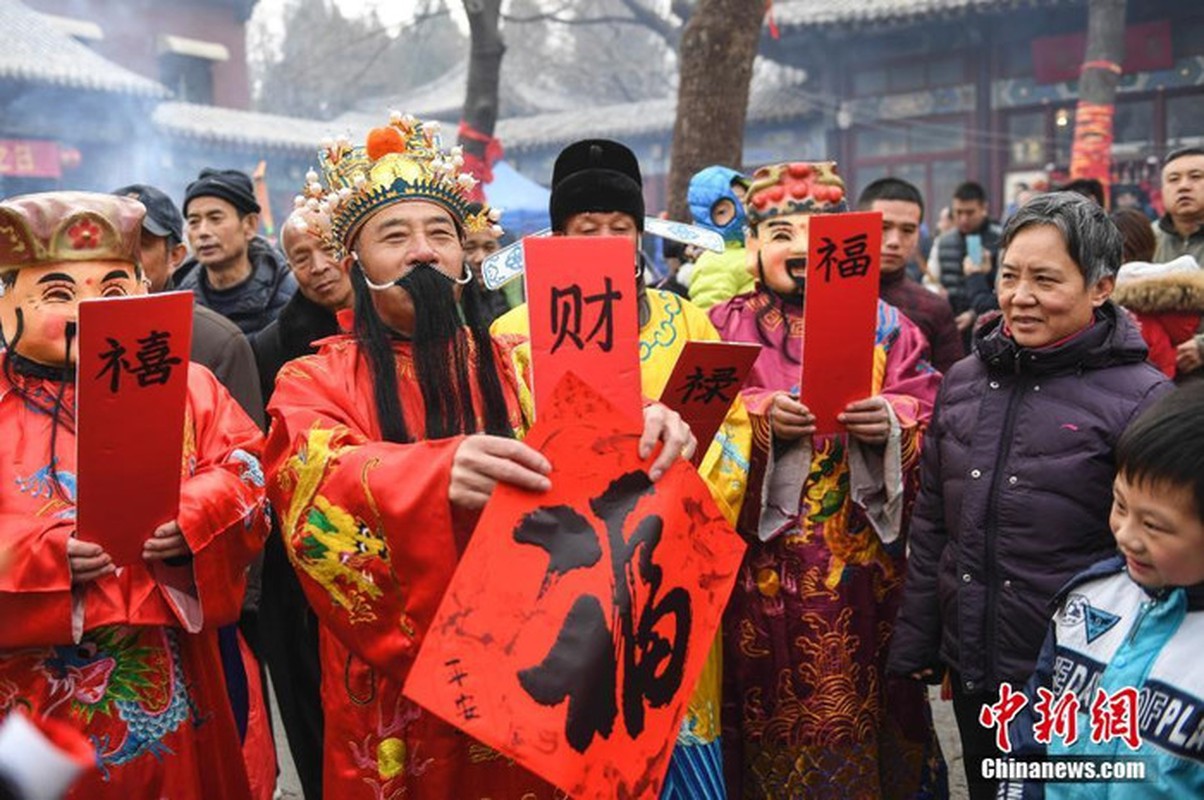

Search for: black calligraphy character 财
xmin=548 ymin=278 xmax=624 ymax=354
xmin=549 ymin=285 xmax=585 ymax=354
xmin=679 ymin=366 xmax=739 ymax=405
xmin=515 ymin=471 xmax=691 ymax=753
xmin=96 ymin=337 xmax=130 ymax=393
xmin=836 ymin=233 xmax=871 ymax=279
xmin=129 ymin=330 xmax=182 ymax=387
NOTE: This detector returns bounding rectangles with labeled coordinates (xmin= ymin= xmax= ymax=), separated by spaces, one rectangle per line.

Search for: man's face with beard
xmin=351 ymin=199 xmax=466 ymax=336
xmin=748 ymin=211 xmax=812 ymax=296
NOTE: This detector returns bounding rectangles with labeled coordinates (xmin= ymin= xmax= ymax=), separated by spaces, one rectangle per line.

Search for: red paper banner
xmin=76 ymin=292 xmax=193 ymax=565
xmin=801 ymin=211 xmax=882 ymax=434
xmin=657 ymin=340 xmax=760 ymax=464
xmin=0 ymin=140 xmax=62 ymax=178
xmin=523 ymin=236 xmax=642 ymax=424
xmin=404 ymin=373 xmax=746 ymax=799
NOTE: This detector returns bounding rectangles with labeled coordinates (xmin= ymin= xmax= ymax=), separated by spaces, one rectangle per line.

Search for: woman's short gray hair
xmin=1000 ymin=191 xmax=1121 ymax=286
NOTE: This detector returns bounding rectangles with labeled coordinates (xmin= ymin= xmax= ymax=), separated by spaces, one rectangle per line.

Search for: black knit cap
xmin=549 ymin=139 xmax=644 ymax=233
xmin=183 ymin=168 xmax=261 ymax=217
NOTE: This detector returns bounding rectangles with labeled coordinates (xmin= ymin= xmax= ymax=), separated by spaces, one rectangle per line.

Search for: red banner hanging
xmin=76 ymin=292 xmax=193 ymax=565
xmin=0 ymin=140 xmax=62 ymax=179
xmin=523 ymin=235 xmax=643 ymax=424
xmin=405 ymin=373 xmax=746 ymax=799
xmin=801 ymin=211 xmax=882 ymax=435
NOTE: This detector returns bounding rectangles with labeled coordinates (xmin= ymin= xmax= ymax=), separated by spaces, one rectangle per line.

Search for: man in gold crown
xmin=0 ymin=191 xmax=269 ymax=798
xmin=707 ymin=163 xmax=948 ymax=797
xmin=263 ymin=115 xmax=696 ymax=799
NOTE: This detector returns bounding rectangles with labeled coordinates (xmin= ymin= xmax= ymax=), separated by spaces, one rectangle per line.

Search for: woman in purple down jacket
xmin=886 ymin=192 xmax=1170 ymax=800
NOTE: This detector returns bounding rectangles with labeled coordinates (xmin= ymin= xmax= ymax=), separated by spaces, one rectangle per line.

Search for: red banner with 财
xmin=523 ymin=236 xmax=643 ymax=424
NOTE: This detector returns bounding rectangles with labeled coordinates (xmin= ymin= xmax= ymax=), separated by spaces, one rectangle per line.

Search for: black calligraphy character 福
xmin=129 ymin=330 xmax=182 ymax=387
xmin=815 ymin=233 xmax=872 ymax=282
xmin=836 ymin=233 xmax=871 ymax=279
xmin=548 ymin=278 xmax=624 ymax=354
xmin=679 ymin=366 xmax=739 ymax=405
xmin=96 ymin=337 xmax=131 ymax=393
xmin=514 ymin=471 xmax=691 ymax=753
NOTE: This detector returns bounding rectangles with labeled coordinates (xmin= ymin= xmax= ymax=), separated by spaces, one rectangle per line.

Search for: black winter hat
xmin=549 ymin=139 xmax=644 ymax=233
xmin=183 ymin=168 xmax=261 ymax=217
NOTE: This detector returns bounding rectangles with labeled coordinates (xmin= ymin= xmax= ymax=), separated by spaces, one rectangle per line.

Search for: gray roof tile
xmin=0 ymin=0 xmax=167 ymax=97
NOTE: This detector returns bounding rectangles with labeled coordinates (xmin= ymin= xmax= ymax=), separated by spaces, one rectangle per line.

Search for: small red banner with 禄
xmin=523 ymin=235 xmax=643 ymax=425
xmin=405 ymin=373 xmax=746 ymax=799
xmin=76 ymin=292 xmax=193 ymax=566
xmin=801 ymin=211 xmax=882 ymax=434
xmin=657 ymin=340 xmax=760 ymax=464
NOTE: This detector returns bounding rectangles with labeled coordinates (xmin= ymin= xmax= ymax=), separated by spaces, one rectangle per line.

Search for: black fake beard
xmin=352 ymin=263 xmax=514 ymax=443
xmin=757 ymin=254 xmax=807 ymax=307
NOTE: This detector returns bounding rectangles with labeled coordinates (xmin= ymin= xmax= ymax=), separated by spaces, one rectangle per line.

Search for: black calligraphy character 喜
xmin=515 ymin=471 xmax=691 ymax=753
xmin=129 ymin=330 xmax=182 ymax=387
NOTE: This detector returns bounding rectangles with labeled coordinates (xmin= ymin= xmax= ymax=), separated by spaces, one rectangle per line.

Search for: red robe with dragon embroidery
xmin=0 ymin=359 xmax=269 ymax=798
xmin=265 ymin=332 xmax=562 ymax=800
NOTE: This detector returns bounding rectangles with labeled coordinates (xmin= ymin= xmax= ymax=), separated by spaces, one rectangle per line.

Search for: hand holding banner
xmin=405 ymin=373 xmax=746 ymax=799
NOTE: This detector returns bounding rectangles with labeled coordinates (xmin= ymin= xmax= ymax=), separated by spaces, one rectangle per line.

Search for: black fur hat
xmin=549 ymin=139 xmax=644 ymax=233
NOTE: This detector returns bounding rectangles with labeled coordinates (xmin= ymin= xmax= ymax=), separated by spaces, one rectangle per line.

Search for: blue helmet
xmin=687 ymin=165 xmax=748 ymax=245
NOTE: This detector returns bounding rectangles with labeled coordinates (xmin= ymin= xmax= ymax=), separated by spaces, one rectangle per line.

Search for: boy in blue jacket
xmin=998 ymin=384 xmax=1204 ymax=798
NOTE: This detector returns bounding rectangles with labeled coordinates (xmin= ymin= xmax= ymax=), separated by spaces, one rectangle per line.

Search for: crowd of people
xmin=0 ymin=111 xmax=1201 ymax=800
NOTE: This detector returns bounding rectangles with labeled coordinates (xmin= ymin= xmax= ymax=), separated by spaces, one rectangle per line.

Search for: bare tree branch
xmin=502 ymin=0 xmax=681 ymax=49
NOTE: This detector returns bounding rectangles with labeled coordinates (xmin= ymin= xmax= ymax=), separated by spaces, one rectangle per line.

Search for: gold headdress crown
xmin=302 ymin=112 xmax=502 ymax=249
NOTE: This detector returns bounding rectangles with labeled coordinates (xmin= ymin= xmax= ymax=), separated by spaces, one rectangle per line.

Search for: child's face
xmin=1110 ymin=474 xmax=1204 ymax=590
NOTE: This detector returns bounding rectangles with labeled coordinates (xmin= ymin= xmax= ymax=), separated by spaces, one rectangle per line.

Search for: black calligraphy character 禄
xmin=548 ymin=278 xmax=624 ymax=354
xmin=515 ymin=471 xmax=691 ymax=753
xmin=129 ymin=330 xmax=182 ymax=387
xmin=96 ymin=337 xmax=131 ymax=393
xmin=679 ymin=366 xmax=739 ymax=405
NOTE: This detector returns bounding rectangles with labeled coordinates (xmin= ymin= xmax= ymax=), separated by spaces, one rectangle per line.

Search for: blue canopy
xmin=484 ymin=160 xmax=549 ymax=238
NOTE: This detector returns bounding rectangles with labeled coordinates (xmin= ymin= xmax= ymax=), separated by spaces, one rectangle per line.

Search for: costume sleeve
xmin=264 ymin=356 xmax=466 ymax=684
xmin=0 ymin=515 xmax=75 ymax=648
xmin=886 ymin=384 xmax=950 ymax=679
xmin=848 ymin=308 xmax=940 ymax=545
xmin=160 ymin=365 xmax=270 ymax=631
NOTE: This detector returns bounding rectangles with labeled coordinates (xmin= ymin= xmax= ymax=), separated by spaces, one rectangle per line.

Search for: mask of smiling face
xmin=0 ymin=192 xmax=146 ymax=367
xmin=742 ymin=161 xmax=849 ymax=299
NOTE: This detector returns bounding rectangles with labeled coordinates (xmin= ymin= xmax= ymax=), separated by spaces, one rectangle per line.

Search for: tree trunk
xmin=459 ymin=0 xmax=505 ymax=199
xmin=666 ymin=0 xmax=764 ymax=221
xmin=1069 ymin=0 xmax=1126 ymax=204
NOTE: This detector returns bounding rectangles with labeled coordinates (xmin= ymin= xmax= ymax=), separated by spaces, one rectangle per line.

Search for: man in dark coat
xmin=173 ymin=168 xmax=296 ymax=341
xmin=858 ymin=177 xmax=964 ymax=373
